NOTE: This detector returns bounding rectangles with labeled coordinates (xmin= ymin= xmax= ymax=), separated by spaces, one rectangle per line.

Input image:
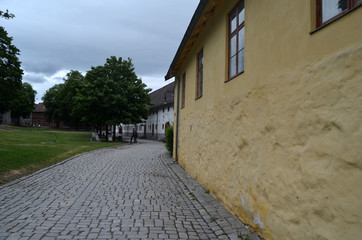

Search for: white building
xmin=123 ymin=82 xmax=174 ymax=140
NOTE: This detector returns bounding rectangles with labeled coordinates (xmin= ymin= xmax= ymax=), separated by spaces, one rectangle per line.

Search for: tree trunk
xmin=56 ymin=118 xmax=60 ymax=129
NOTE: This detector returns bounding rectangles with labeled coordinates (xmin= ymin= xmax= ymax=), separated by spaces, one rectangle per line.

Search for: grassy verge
xmin=0 ymin=126 xmax=122 ymax=184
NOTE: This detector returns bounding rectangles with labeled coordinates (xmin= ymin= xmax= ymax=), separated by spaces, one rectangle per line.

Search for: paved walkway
xmin=0 ymin=140 xmax=261 ymax=240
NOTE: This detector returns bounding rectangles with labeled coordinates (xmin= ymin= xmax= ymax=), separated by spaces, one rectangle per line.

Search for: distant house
xmin=146 ymin=82 xmax=174 ymax=140
xmin=32 ymin=102 xmax=48 ymax=127
xmin=32 ymin=102 xmax=68 ymax=128
xmin=122 ymin=82 xmax=174 ymax=140
xmin=165 ymin=1 xmax=362 ymax=240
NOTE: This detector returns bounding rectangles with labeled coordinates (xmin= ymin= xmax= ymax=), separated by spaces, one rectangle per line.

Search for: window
xmin=162 ymin=124 xmax=164 ymax=129
xmin=168 ymin=106 xmax=170 ymax=112
xmin=181 ymin=73 xmax=186 ymax=108
xmin=228 ymin=1 xmax=245 ymax=79
xmin=196 ymin=49 xmax=203 ymax=99
xmin=316 ymin=0 xmax=362 ymax=27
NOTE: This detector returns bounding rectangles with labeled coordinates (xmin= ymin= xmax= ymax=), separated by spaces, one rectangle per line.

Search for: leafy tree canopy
xmin=0 ymin=25 xmax=23 ymax=113
xmin=43 ymin=57 xmax=151 ymax=129
xmin=0 ymin=9 xmax=15 ymax=19
xmin=42 ymin=84 xmax=64 ymax=128
xmin=9 ymin=82 xmax=36 ymax=124
xmin=74 ymin=56 xmax=151 ymax=126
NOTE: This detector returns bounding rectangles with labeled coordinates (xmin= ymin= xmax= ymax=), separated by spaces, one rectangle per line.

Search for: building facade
xmin=166 ymin=1 xmax=362 ymax=240
xmin=32 ymin=102 xmax=48 ymax=127
xmin=123 ymin=82 xmax=174 ymax=140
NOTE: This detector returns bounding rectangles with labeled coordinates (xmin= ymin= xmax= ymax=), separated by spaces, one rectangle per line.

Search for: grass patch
xmin=0 ymin=126 xmax=122 ymax=184
xmin=210 ymin=216 xmax=219 ymax=222
xmin=238 ymin=233 xmax=250 ymax=240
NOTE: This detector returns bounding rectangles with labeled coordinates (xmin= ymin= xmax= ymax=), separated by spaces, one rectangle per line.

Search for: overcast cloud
xmin=0 ymin=0 xmax=198 ymax=102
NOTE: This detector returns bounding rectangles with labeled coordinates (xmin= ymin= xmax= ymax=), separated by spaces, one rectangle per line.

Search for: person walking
xmin=130 ymin=127 xmax=138 ymax=144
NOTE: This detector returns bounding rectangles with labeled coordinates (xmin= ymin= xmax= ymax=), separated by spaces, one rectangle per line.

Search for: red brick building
xmin=32 ymin=103 xmax=49 ymax=127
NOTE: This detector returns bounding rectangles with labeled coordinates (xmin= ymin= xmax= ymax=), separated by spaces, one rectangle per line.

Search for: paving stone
xmin=0 ymin=139 xmax=263 ymax=239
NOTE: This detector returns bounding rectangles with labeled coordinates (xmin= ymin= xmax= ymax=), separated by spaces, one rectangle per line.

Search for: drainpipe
xmin=174 ymin=76 xmax=181 ymax=163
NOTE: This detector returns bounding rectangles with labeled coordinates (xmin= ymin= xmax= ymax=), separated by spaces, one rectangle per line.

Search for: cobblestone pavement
xmin=0 ymin=140 xmax=262 ymax=240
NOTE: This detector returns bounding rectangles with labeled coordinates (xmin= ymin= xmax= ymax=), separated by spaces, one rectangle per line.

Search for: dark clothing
xmin=130 ymin=130 xmax=138 ymax=144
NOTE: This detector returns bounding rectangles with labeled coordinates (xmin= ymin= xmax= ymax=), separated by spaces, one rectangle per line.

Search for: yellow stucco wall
xmin=172 ymin=1 xmax=362 ymax=239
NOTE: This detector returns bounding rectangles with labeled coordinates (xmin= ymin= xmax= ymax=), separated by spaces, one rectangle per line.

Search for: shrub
xmin=165 ymin=125 xmax=173 ymax=153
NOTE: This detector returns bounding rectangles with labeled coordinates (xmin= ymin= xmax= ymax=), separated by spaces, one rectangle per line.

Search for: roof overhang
xmin=165 ymin=0 xmax=222 ymax=80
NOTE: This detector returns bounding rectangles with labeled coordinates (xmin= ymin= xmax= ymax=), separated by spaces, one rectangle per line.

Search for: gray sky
xmin=0 ymin=0 xmax=198 ymax=102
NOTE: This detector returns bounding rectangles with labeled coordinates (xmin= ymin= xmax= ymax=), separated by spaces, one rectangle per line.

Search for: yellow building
xmin=165 ymin=1 xmax=362 ymax=239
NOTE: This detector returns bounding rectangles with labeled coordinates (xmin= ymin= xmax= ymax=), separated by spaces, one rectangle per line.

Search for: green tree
xmin=61 ymin=70 xmax=84 ymax=129
xmin=73 ymin=65 xmax=109 ymax=127
xmin=42 ymin=71 xmax=85 ymax=129
xmin=9 ymin=82 xmax=36 ymax=125
xmin=74 ymin=57 xmax=151 ymax=136
xmin=42 ymin=84 xmax=64 ymax=128
xmin=102 ymin=56 xmax=151 ymax=124
xmin=0 ymin=26 xmax=23 ymax=113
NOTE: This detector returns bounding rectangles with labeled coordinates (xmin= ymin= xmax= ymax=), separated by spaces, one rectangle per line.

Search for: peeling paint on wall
xmin=253 ymin=214 xmax=265 ymax=230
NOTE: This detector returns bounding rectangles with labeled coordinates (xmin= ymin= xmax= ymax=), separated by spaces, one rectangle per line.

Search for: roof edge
xmin=165 ymin=0 xmax=209 ymax=80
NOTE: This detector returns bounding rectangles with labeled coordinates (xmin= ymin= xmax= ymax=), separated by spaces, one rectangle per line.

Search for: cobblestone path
xmin=0 ymin=140 xmax=261 ymax=240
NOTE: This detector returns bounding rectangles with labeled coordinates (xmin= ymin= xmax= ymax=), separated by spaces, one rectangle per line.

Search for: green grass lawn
xmin=0 ymin=126 xmax=122 ymax=184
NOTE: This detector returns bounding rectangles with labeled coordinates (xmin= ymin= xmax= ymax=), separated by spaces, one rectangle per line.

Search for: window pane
xmin=238 ymin=49 xmax=245 ymax=73
xmin=199 ymin=75 xmax=203 ymax=96
xmin=198 ymin=50 xmax=203 ymax=68
xmin=322 ymin=0 xmax=347 ymax=22
xmin=230 ymin=10 xmax=237 ymax=32
xmin=198 ymin=71 xmax=203 ymax=97
xmin=230 ymin=35 xmax=237 ymax=56
xmin=238 ymin=27 xmax=244 ymax=50
xmin=238 ymin=8 xmax=245 ymax=25
xmin=230 ymin=56 xmax=236 ymax=77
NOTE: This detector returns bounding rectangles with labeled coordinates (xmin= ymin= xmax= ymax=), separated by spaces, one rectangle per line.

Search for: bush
xmin=165 ymin=125 xmax=173 ymax=153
